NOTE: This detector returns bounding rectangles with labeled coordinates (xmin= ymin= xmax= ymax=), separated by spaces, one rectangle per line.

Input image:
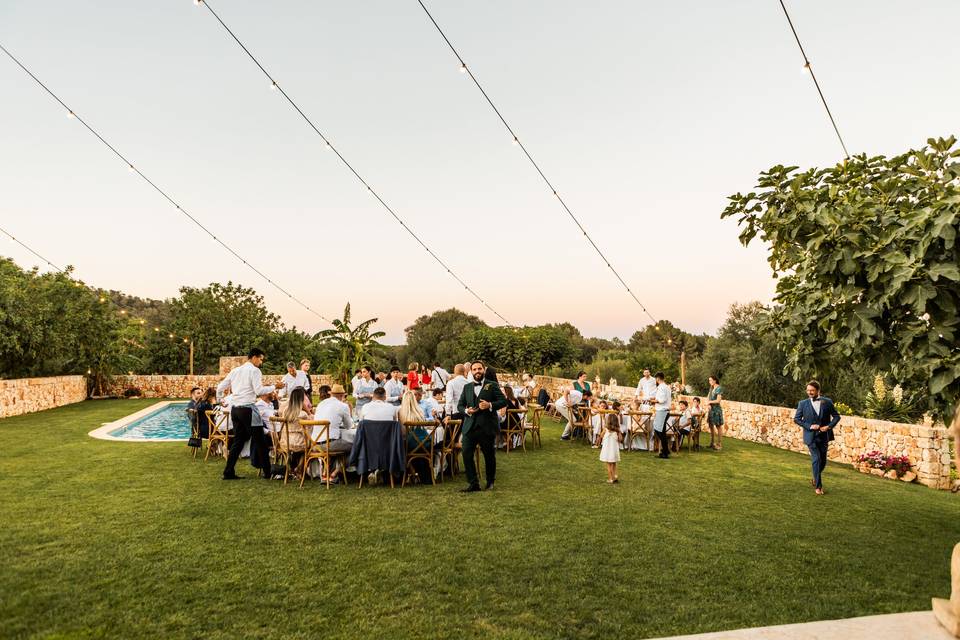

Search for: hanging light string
xmin=0 ymin=224 xmax=194 ymax=345
xmin=777 ymin=0 xmax=850 ymax=159
xmin=0 ymin=43 xmax=332 ymax=324
xmin=415 ymin=1 xmax=657 ymax=326
xmin=195 ymin=0 xmax=512 ymax=327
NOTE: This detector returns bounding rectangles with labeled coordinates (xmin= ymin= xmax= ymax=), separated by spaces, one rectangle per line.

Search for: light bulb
xmin=802 ymin=62 xmax=811 ymax=73
xmin=168 ymin=333 xmax=174 ymax=338
xmin=512 ymin=136 xmax=519 ymax=146
xmin=183 ymin=338 xmax=189 ymax=343
xmin=120 ymin=310 xmax=126 ymax=315
xmin=153 ymin=327 xmax=159 ymax=332
xmin=459 ymin=63 xmax=467 ymax=74
xmin=128 ymin=165 xmax=135 ymax=173
xmin=98 ymin=296 xmax=106 ymax=303
xmin=67 ymin=111 xmax=75 ymax=119
xmin=270 ymin=81 xmax=278 ymax=91
xmin=87 ymin=369 xmax=92 ymax=375
xmin=139 ymin=319 xmax=146 ymax=325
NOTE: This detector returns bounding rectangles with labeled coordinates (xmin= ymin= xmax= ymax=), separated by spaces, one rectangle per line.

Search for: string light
xmin=0 ymin=42 xmax=333 ymax=324
xmin=777 ymin=0 xmax=849 ymax=159
xmin=66 ymin=110 xmax=75 ymax=118
xmin=459 ymin=63 xmax=466 ymax=74
xmin=194 ymin=0 xmax=512 ymax=327
xmin=270 ymin=81 xmax=278 ymax=91
xmin=416 ymin=0 xmax=657 ymax=326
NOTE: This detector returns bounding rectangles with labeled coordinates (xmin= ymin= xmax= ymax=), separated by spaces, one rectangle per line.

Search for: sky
xmin=1 ymin=0 xmax=958 ymax=343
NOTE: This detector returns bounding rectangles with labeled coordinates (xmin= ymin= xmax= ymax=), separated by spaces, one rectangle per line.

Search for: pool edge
xmin=88 ymin=401 xmax=186 ymax=442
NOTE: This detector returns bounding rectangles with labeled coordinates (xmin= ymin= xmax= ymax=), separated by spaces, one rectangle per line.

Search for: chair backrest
xmin=444 ymin=419 xmax=462 ymax=447
xmin=572 ymin=403 xmax=591 ymax=425
xmin=299 ymin=419 xmax=332 ymax=455
xmin=402 ymin=420 xmax=438 ymax=457
xmin=207 ymin=410 xmax=228 ymax=436
xmin=505 ymin=408 xmax=525 ymax=430
xmin=186 ymin=408 xmax=199 ymax=438
xmin=627 ymin=410 xmax=651 ymax=432
xmin=531 ymin=405 xmax=544 ymax=428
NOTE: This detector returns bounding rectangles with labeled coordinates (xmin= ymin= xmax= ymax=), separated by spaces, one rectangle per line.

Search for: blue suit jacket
xmin=794 ymin=396 xmax=841 ymax=445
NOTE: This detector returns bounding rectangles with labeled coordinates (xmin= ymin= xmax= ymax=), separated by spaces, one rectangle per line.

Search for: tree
xmin=723 ymin=136 xmax=960 ymax=417
xmin=315 ymin=303 xmax=385 ymax=386
xmin=459 ymin=325 xmax=576 ymax=373
xmin=402 ymin=308 xmax=487 ymax=367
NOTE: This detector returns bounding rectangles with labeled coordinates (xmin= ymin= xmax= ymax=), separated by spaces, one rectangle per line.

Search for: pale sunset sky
xmin=2 ymin=1 xmax=957 ymax=343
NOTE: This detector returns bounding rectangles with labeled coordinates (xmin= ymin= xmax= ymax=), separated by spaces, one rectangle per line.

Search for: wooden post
xmin=680 ymin=351 xmax=686 ymax=389
xmin=189 ymin=340 xmax=194 ymax=376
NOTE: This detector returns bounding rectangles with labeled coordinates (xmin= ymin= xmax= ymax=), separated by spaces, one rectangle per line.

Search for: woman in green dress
xmin=573 ymin=371 xmax=591 ymax=398
xmin=707 ymin=375 xmax=724 ymax=450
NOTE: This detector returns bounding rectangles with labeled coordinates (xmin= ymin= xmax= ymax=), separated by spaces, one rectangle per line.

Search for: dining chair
xmin=186 ymin=408 xmax=203 ymax=459
xmin=204 ymin=410 xmax=230 ymax=461
xmin=440 ymin=419 xmax=462 ymax=482
xmin=298 ymin=419 xmax=345 ymax=489
xmin=502 ymin=409 xmax=527 ymax=452
xmin=524 ymin=404 xmax=543 ymax=449
xmin=401 ymin=420 xmax=439 ymax=487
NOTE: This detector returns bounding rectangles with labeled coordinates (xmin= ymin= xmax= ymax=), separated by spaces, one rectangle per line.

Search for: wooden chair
xmin=440 ymin=419 xmax=462 ymax=481
xmin=204 ymin=410 xmax=230 ymax=461
xmin=571 ymin=404 xmax=592 ymax=442
xmin=626 ymin=411 xmax=652 ymax=452
xmin=502 ymin=408 xmax=527 ymax=452
xmin=524 ymin=404 xmax=543 ymax=449
xmin=298 ymin=419 xmax=347 ymax=489
xmin=186 ymin=408 xmax=203 ymax=459
xmin=401 ymin=420 xmax=439 ymax=487
xmin=684 ymin=415 xmax=702 ymax=452
xmin=268 ymin=415 xmax=308 ymax=485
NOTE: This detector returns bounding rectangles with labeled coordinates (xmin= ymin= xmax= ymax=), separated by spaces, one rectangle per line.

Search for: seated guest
xmin=399 ymin=390 xmax=425 ymax=427
xmin=186 ymin=386 xmax=202 ymax=412
xmin=414 ymin=387 xmax=441 ymax=422
xmin=591 ymin=399 xmax=608 ymax=447
xmin=398 ymin=390 xmax=437 ymax=482
xmin=428 ymin=388 xmax=445 ymax=420
xmin=676 ymin=400 xmax=693 ymax=448
xmin=195 ymin=388 xmax=217 ymax=438
xmin=557 ymin=386 xmax=584 ymax=440
xmin=312 ymin=384 xmax=354 ymax=482
xmin=360 ymin=386 xmax=399 ymax=421
xmin=277 ymin=387 xmax=310 ymax=471
xmin=255 ymin=390 xmax=277 ymax=426
xmin=384 ymin=367 xmax=405 ymax=406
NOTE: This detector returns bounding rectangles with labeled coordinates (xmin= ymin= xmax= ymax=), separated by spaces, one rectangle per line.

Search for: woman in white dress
xmin=599 ymin=412 xmax=622 ymax=484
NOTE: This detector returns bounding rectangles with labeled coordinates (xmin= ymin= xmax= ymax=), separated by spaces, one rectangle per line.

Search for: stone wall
xmin=501 ymin=374 xmax=953 ymax=490
xmin=0 ymin=376 xmax=88 ymax=419
xmin=106 ymin=374 xmax=335 ymax=399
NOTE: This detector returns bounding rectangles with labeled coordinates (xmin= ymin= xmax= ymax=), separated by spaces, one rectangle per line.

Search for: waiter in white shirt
xmin=278 ymin=362 xmax=309 ymax=399
xmin=651 ymin=371 xmax=673 ymax=459
xmin=216 ymin=348 xmax=277 ymax=479
xmin=635 ymin=369 xmax=657 ymax=403
xmin=558 ymin=387 xmax=585 ymax=439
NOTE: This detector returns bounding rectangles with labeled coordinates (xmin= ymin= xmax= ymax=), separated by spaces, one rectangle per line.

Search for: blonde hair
xmin=299 ymin=359 xmax=310 ymax=367
xmin=398 ymin=390 xmax=425 ymax=424
xmin=282 ymin=388 xmax=308 ymax=425
xmin=408 ymin=362 xmax=419 ymax=372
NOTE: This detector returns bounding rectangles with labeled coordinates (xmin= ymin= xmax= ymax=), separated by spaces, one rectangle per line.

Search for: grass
xmin=1 ymin=399 xmax=957 ymax=640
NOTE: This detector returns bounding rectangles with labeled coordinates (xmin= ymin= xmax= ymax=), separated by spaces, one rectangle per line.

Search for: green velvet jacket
xmin=457 ymin=379 xmax=508 ymax=437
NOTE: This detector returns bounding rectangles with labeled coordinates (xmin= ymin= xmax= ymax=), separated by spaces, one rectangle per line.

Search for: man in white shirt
xmin=558 ymin=387 xmax=585 ymax=439
xmin=431 ymin=362 xmax=450 ymax=390
xmin=635 ymin=369 xmax=657 ymax=403
xmin=383 ymin=367 xmax=405 ymax=406
xmin=278 ymin=361 xmax=309 ymax=398
xmin=216 ymin=348 xmax=277 ymax=479
xmin=444 ymin=364 xmax=468 ymax=418
xmin=651 ymin=371 xmax=673 ymax=459
xmin=312 ymin=384 xmax=354 ymax=453
xmin=360 ymin=387 xmax=399 ymax=421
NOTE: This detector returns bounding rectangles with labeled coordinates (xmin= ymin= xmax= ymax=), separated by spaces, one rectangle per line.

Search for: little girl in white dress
xmin=599 ymin=412 xmax=622 ymax=483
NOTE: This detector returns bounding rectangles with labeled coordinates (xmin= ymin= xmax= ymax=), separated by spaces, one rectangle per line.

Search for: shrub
xmin=123 ymin=387 xmax=142 ymax=398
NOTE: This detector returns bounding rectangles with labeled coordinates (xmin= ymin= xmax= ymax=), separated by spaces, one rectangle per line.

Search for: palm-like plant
xmin=313 ymin=304 xmax=385 ymax=386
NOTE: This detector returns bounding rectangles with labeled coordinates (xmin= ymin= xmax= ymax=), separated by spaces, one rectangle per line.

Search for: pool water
xmin=109 ymin=403 xmax=191 ymax=440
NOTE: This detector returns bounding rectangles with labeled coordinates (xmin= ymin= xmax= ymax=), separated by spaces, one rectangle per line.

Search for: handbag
xmin=187 ymin=436 xmax=202 ymax=448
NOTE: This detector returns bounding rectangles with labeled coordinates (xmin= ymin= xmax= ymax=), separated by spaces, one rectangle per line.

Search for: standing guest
xmin=384 ymin=367 xmax=405 ymax=406
xmin=360 ymin=386 xmax=399 ymax=421
xmin=573 ymin=371 xmax=591 ymax=395
xmin=431 ymin=362 xmax=450 ymax=390
xmin=794 ymin=380 xmax=841 ymax=495
xmin=599 ymin=410 xmax=622 ymax=484
xmin=635 ymin=369 xmax=657 ymax=403
xmin=706 ymin=375 xmax=725 ymax=450
xmin=457 ymin=362 xmax=507 ymax=492
xmin=407 ymin=362 xmax=421 ymax=391
xmin=352 ymin=366 xmax=379 ymax=415
xmin=195 ymin=388 xmax=217 ymax=438
xmin=651 ymin=371 xmax=672 ymax=459
xmin=216 ymin=348 xmax=278 ymax=480
xmin=444 ymin=364 xmax=468 ymax=421
xmin=279 ymin=361 xmax=309 ymax=397
xmin=375 ymin=371 xmax=387 ymax=386
xmin=313 ymin=384 xmax=354 ymax=482
xmin=299 ymin=359 xmax=313 ymax=400
xmin=420 ymin=365 xmax=432 ymax=390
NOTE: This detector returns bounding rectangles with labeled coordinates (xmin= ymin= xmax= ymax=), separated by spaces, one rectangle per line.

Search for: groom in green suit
xmin=457 ymin=361 xmax=507 ymax=492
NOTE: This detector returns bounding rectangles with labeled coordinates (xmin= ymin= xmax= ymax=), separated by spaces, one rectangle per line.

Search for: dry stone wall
xmin=501 ymin=374 xmax=953 ymax=490
xmin=0 ymin=376 xmax=87 ymax=419
xmin=107 ymin=374 xmax=334 ymax=398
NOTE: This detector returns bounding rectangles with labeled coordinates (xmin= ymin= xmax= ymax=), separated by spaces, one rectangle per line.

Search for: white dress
xmin=599 ymin=430 xmax=621 ymax=463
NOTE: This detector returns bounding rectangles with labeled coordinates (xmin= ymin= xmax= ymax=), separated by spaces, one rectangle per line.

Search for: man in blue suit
xmin=794 ymin=380 xmax=842 ymax=495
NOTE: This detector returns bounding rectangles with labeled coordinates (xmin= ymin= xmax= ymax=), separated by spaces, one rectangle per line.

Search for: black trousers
xmin=224 ymin=406 xmax=270 ymax=478
xmin=462 ymin=429 xmax=495 ymax=488
xmin=655 ymin=428 xmax=671 ymax=457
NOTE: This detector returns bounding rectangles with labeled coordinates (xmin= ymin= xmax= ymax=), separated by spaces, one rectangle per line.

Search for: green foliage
xmin=723 ymin=136 xmax=960 ymax=418
xmin=862 ymin=374 xmax=925 ymax=423
xmin=459 ymin=325 xmax=576 ymax=373
xmin=402 ymin=308 xmax=487 ymax=367
xmin=314 ymin=303 xmax=386 ymax=386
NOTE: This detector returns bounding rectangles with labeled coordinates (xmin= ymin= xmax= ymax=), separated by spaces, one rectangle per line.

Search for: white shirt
xmin=255 ymin=399 xmax=276 ymax=433
xmin=678 ymin=408 xmax=692 ymax=429
xmin=361 ymin=400 xmax=399 ymax=421
xmin=559 ymin=388 xmax=583 ymax=408
xmin=353 ymin=378 xmax=379 ymax=401
xmin=445 ymin=375 xmax=468 ymax=414
xmin=636 ymin=376 xmax=657 ymax=400
xmin=811 ymin=397 xmax=822 ymax=415
xmin=313 ymin=396 xmax=354 ymax=441
xmin=421 ymin=396 xmax=441 ymax=420
xmin=280 ymin=370 xmax=309 ymax=397
xmin=217 ymin=361 xmax=275 ymax=405
xmin=383 ymin=378 xmax=405 ymax=404
xmin=653 ymin=382 xmax=672 ymax=412
xmin=432 ymin=367 xmax=450 ymax=389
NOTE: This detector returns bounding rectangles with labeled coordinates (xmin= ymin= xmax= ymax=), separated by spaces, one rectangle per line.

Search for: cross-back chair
xmin=186 ymin=408 xmax=204 ymax=459
xmin=401 ymin=420 xmax=439 ymax=487
xmin=524 ymin=404 xmax=543 ymax=449
xmin=204 ymin=410 xmax=230 ymax=461
xmin=502 ymin=408 xmax=527 ymax=452
xmin=297 ymin=419 xmax=345 ymax=489
xmin=440 ymin=419 xmax=462 ymax=481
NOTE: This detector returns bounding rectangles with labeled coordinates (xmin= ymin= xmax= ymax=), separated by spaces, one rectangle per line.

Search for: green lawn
xmin=1 ymin=400 xmax=957 ymax=640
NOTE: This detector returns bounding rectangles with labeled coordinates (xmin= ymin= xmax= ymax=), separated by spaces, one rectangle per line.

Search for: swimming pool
xmin=90 ymin=401 xmax=192 ymax=441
